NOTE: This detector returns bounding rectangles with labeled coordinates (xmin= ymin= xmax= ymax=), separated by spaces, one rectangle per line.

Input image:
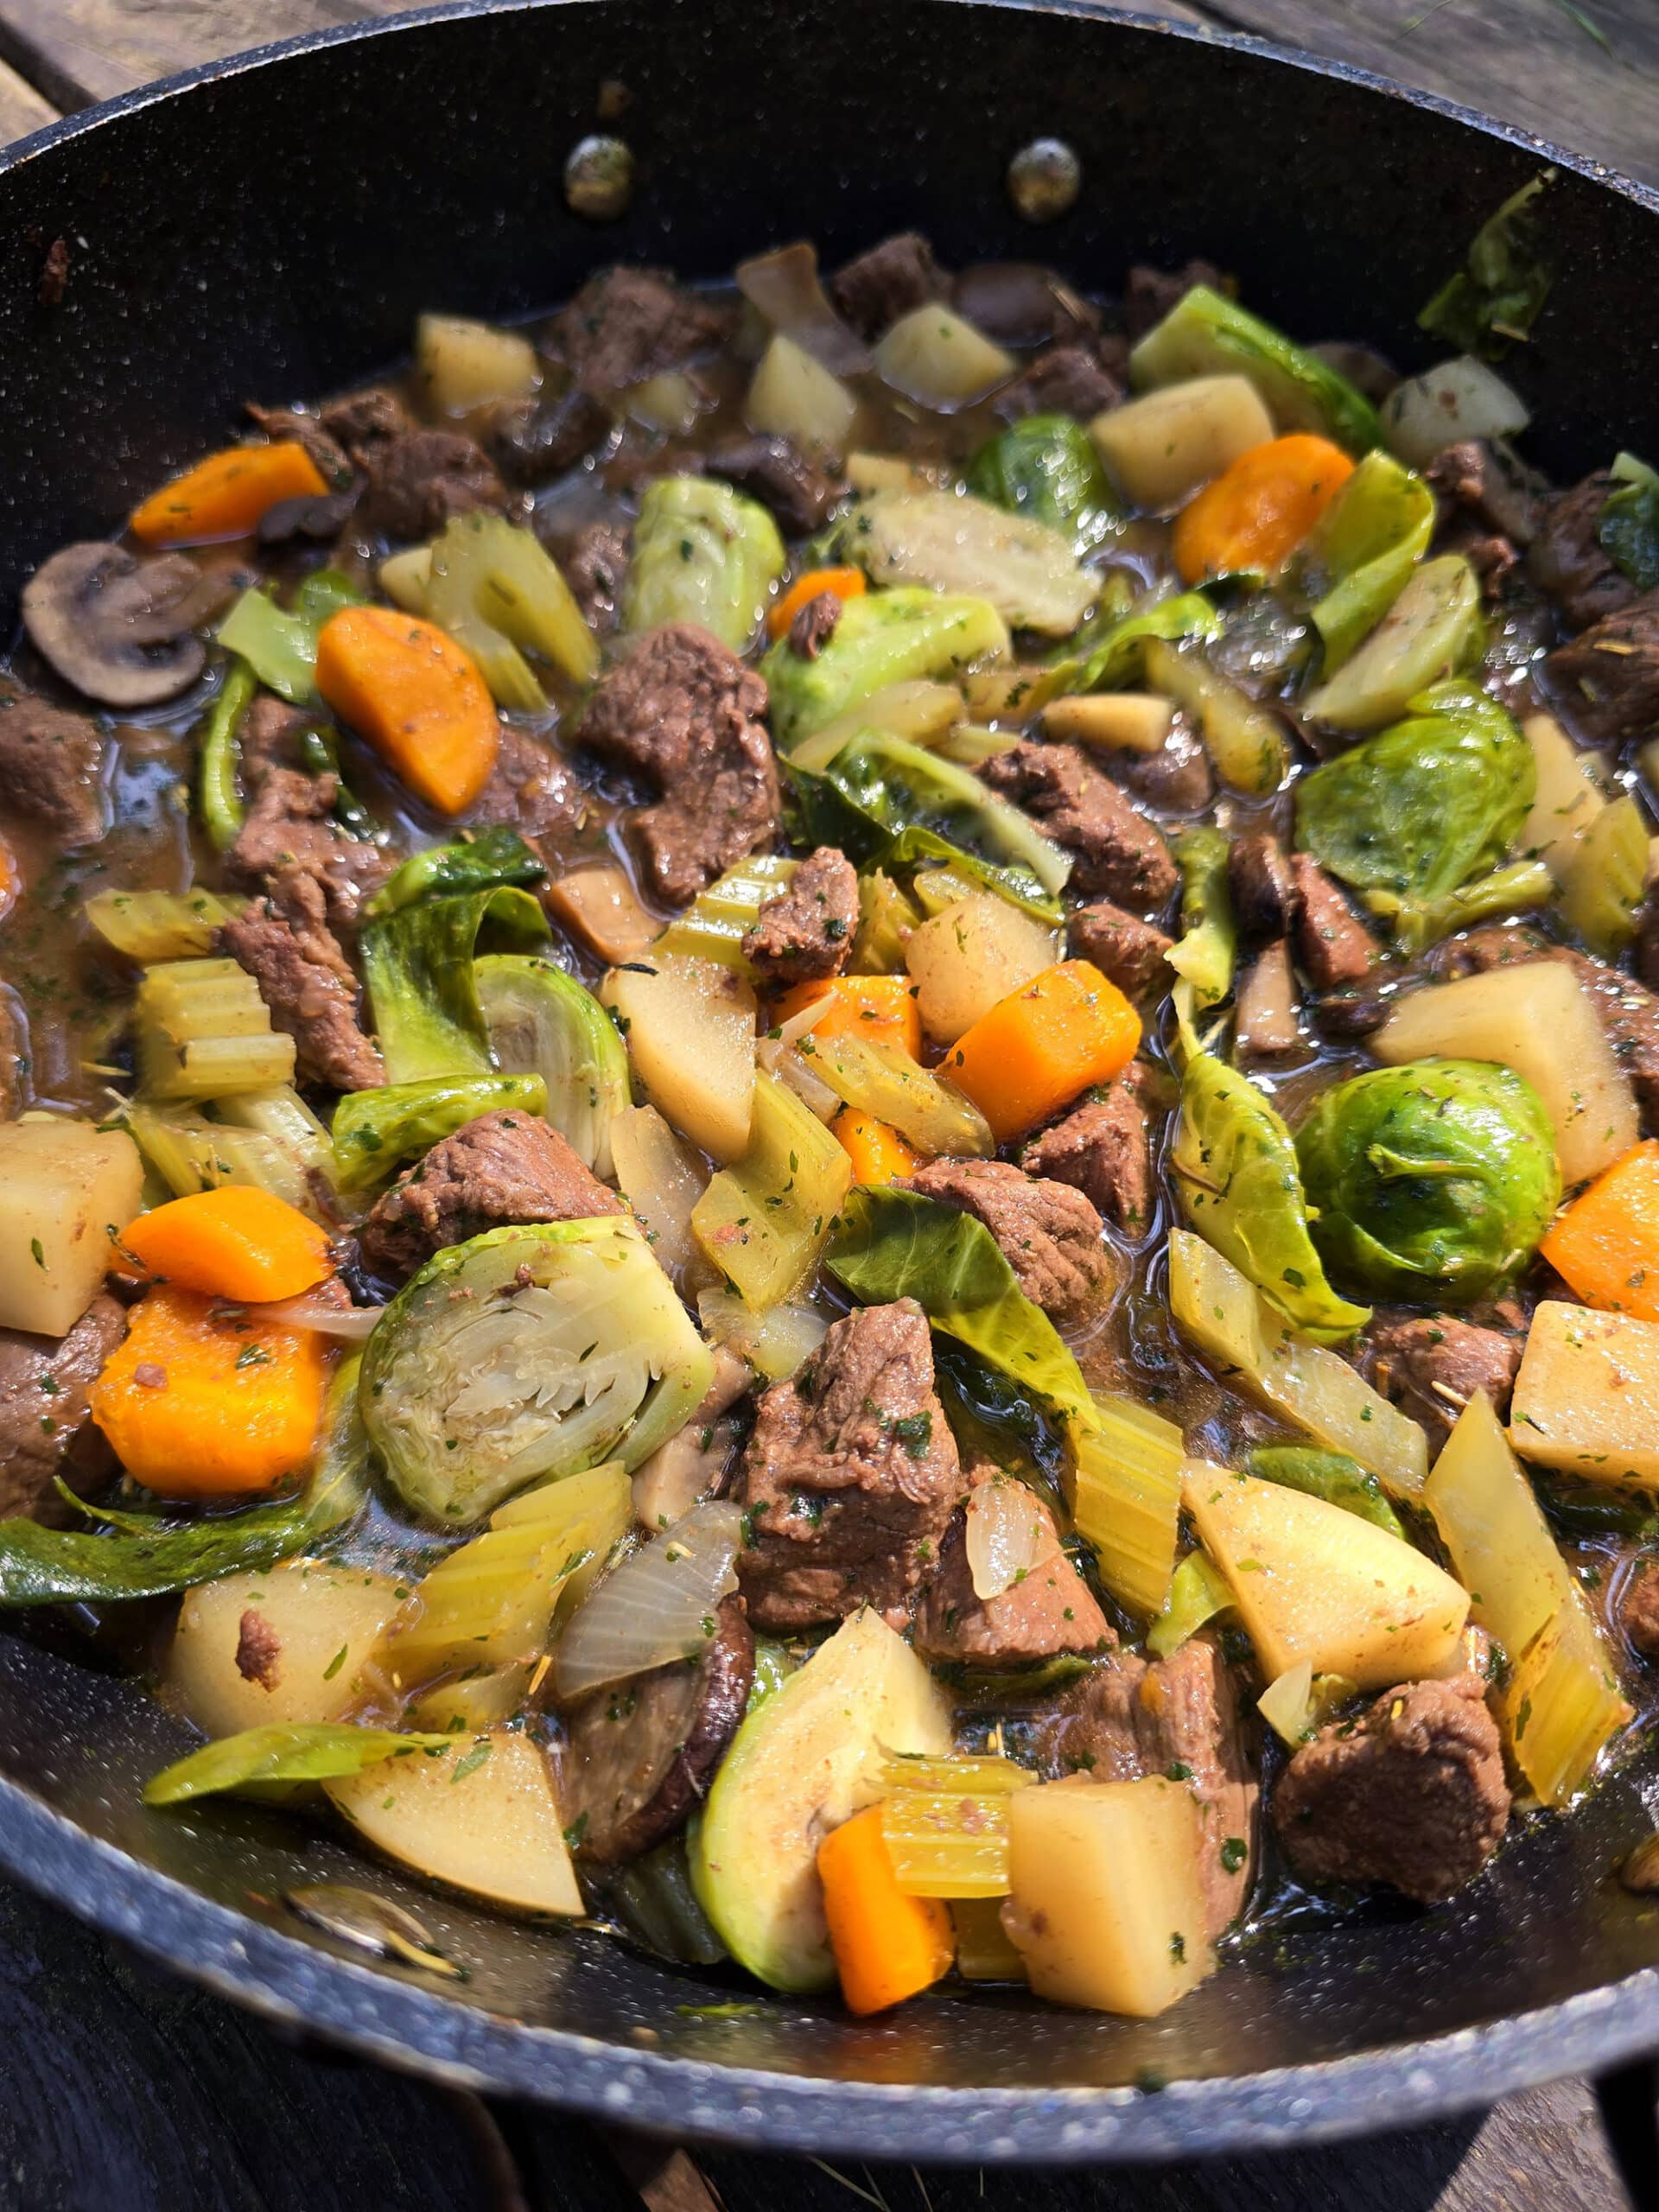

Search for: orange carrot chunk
xmin=773 ymin=974 xmax=923 ymax=1061
xmin=130 ymin=442 xmax=331 ymax=546
xmin=119 ymin=1186 xmax=333 ymax=1305
xmin=315 ymin=605 xmax=499 ymax=816
xmin=1540 ymin=1140 xmax=1659 ymax=1323
xmin=90 ymin=1284 xmax=328 ymax=1500
xmin=833 ymin=1108 xmax=921 ymax=1186
xmin=1172 ymin=434 xmax=1355 ymax=585
xmin=817 ymin=1804 xmax=955 ymax=2016
xmin=766 ymin=565 xmax=868 ymax=642
xmin=944 ymin=959 xmax=1140 ymax=1142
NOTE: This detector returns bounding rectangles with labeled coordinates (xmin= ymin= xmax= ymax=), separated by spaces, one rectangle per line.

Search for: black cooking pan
xmin=2 ymin=0 xmax=1658 ymax=2168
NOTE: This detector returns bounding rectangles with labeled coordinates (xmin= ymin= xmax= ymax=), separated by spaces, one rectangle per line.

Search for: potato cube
xmin=0 ymin=1119 xmax=143 ymax=1336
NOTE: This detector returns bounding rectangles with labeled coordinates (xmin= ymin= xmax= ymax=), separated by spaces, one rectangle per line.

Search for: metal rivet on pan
xmin=565 ymin=134 xmax=635 ymax=222
xmin=1007 ymin=137 xmax=1081 ymax=224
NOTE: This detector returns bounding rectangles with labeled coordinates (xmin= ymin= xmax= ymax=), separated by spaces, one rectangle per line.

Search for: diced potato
xmin=1089 ymin=377 xmax=1275 ymax=511
xmin=624 ymin=370 xmax=705 ymax=436
xmin=1372 ymin=962 xmax=1637 ymax=1185
xmin=416 ymin=314 xmax=540 ymax=414
xmin=1509 ymin=1300 xmax=1659 ymax=1489
xmin=846 ymin=453 xmax=941 ymax=496
xmin=1042 ymin=692 xmax=1173 ymax=753
xmin=0 ymin=1119 xmax=143 ymax=1337
xmin=601 ymin=952 xmax=756 ymax=1164
xmin=1002 ymin=1778 xmax=1213 ymax=2017
xmin=873 ymin=305 xmax=1016 ymax=410
xmin=165 ymin=1559 xmax=406 ymax=1737
xmin=905 ymin=893 xmax=1059 ymax=1044
xmin=327 ymin=1731 xmax=582 ymax=1916
xmin=1181 ymin=1461 xmax=1468 ymax=1689
xmin=1517 ymin=713 xmax=1611 ymax=881
xmin=748 ymin=334 xmax=857 ymax=456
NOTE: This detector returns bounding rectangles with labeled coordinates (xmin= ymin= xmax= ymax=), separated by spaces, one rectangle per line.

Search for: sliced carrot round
xmin=1172 ymin=433 xmax=1354 ymax=584
xmin=120 ymin=1186 xmax=332 ymax=1303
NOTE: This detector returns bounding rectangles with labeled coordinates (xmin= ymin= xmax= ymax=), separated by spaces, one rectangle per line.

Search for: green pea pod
xmin=196 ymin=658 xmax=257 ymax=854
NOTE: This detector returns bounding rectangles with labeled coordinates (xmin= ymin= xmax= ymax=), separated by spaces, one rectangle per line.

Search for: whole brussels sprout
xmin=1294 ymin=1058 xmax=1559 ymax=1304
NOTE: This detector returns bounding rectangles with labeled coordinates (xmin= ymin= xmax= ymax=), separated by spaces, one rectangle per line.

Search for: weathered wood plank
xmin=0 ymin=51 xmax=54 ymax=141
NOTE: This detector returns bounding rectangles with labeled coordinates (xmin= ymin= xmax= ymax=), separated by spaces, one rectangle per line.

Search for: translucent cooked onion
xmin=260 ymin=1291 xmax=384 ymax=1339
xmin=734 ymin=241 xmax=871 ymax=377
xmin=963 ymin=1477 xmax=1060 ymax=1602
xmin=555 ymin=1499 xmax=744 ymax=1702
xmin=697 ymin=1288 xmax=827 ymax=1381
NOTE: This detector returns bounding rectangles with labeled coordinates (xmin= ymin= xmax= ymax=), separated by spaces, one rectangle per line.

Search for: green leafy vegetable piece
xmin=144 ymin=1722 xmax=451 ymax=1807
xmin=1557 ymin=792 xmax=1649 ymax=960
xmin=215 ymin=568 xmax=365 ymax=706
xmin=1128 ymin=284 xmax=1381 ymax=455
xmin=655 ymin=852 xmax=798 ymax=976
xmin=195 ymin=659 xmax=257 ymax=855
xmin=476 ymin=955 xmax=632 ymax=1179
xmin=1172 ymin=1053 xmax=1371 ymax=1343
xmin=365 ymin=827 xmax=548 ymax=919
xmin=762 ymin=588 xmax=1008 ymax=753
xmin=1598 ymin=453 xmax=1659 ymax=593
xmin=834 ymin=489 xmax=1097 ymax=637
xmin=1166 ymin=827 xmax=1236 ymax=1012
xmin=826 ymin=1187 xmax=1094 ymax=1428
xmin=360 ymin=887 xmax=549 ymax=1084
xmin=1147 ymin=1550 xmax=1234 ymax=1661
xmin=1294 ymin=1058 xmax=1560 ymax=1305
xmin=333 ymin=1072 xmax=548 ymax=1192
xmin=1300 ymin=449 xmax=1436 ymax=671
xmin=1244 ymin=1446 xmax=1407 ymax=1541
xmin=623 ymin=477 xmax=785 ymax=652
xmin=877 ymin=826 xmax=1062 ymax=925
xmin=1065 ymin=591 xmax=1224 ymax=695
xmin=1300 ymin=556 xmax=1484 ymax=731
xmin=964 ymin=413 xmax=1123 ymax=556
xmin=1363 ymin=857 xmax=1552 ymax=957
xmin=1294 ymin=678 xmax=1533 ymax=904
xmin=824 ymin=732 xmax=1071 ymax=894
xmin=1418 ymin=173 xmax=1555 ymax=360
xmin=850 ymin=870 xmax=924 ymax=975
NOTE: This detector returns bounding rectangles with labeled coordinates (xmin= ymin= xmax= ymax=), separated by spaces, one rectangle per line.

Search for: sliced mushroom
xmin=22 ymin=541 xmax=234 ymax=708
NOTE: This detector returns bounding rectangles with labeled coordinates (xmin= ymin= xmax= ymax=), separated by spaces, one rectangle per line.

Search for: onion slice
xmin=259 ymin=1291 xmax=385 ymax=1339
xmin=735 ymin=241 xmax=872 ymax=377
xmin=963 ymin=1477 xmax=1061 ymax=1602
xmin=555 ymin=1498 xmax=743 ymax=1702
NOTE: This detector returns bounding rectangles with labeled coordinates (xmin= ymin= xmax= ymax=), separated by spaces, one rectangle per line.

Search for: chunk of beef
xmin=954 ymin=264 xmax=1101 ymax=351
xmin=912 ymin=1481 xmax=1111 ymax=1669
xmin=1425 ymin=440 xmax=1542 ymax=550
xmin=1229 ymin=832 xmax=1296 ymax=943
xmin=553 ymin=268 xmax=732 ymax=396
xmin=579 ymin=624 xmax=779 ymax=906
xmin=740 ymin=845 xmax=856 ymax=985
xmin=257 ymin=491 xmax=359 ymax=548
xmin=1428 ymin=926 xmax=1659 ymax=1122
xmin=787 ymin=591 xmax=842 ymax=660
xmin=704 ymin=436 xmax=843 ymax=537
xmin=1021 ymin=1077 xmax=1155 ymax=1237
xmin=1272 ymin=1674 xmax=1509 ymax=1904
xmin=994 ymin=344 xmax=1124 ymax=425
xmin=552 ymin=518 xmax=630 ymax=635
xmin=357 ymin=1108 xmax=621 ymax=1284
xmin=226 ymin=698 xmax=393 ymax=929
xmin=979 ymin=741 xmax=1178 ymax=908
xmin=0 ymin=682 xmax=105 ymax=846
xmin=1066 ymin=900 xmax=1173 ymax=1000
xmin=1124 ymin=259 xmax=1229 ymax=340
xmin=0 ymin=1294 xmax=125 ymax=1522
xmin=1369 ymin=1316 xmax=1520 ymax=1450
xmin=902 ymin=1158 xmax=1111 ymax=1320
xmin=1120 ymin=716 xmax=1216 ymax=817
xmin=319 ymin=388 xmax=412 ymax=459
xmin=830 ymin=233 xmax=950 ymax=340
xmin=1622 ymin=1556 xmax=1659 ymax=1658
xmin=219 ymin=884 xmax=385 ymax=1095
xmin=234 ymin=1607 xmax=283 ymax=1692
xmin=486 ymin=385 xmax=613 ymax=487
xmin=734 ymin=1299 xmax=965 ymax=1632
xmin=360 ymin=429 xmax=505 ymax=542
xmin=1452 ymin=526 xmax=1521 ymax=601
xmin=244 ymin=402 xmax=353 ymax=490
xmin=1035 ymin=1636 xmax=1257 ymax=1936
xmin=559 ymin=1593 xmax=754 ymax=1863
xmin=467 ymin=726 xmax=588 ymax=842
xmin=1289 ymin=853 xmax=1376 ymax=988
xmin=1545 ymin=591 xmax=1659 ymax=749
xmin=1529 ymin=474 xmax=1640 ymax=632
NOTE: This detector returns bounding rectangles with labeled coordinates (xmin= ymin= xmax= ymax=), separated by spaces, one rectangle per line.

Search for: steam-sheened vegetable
xmin=1067 ymin=590 xmax=1226 ymax=693
xmin=1041 ymin=692 xmax=1173 ymax=753
xmin=965 ymin=415 xmax=1122 ymax=556
xmin=0 ymin=1118 xmax=143 ymax=1336
xmin=1557 ymin=794 xmax=1649 ymax=961
xmin=556 ymin=1498 xmax=744 ymax=1700
xmin=119 ymin=1184 xmax=330 ymax=1303
xmin=1380 ymin=356 xmax=1530 ymax=469
xmin=1299 ymin=448 xmax=1435 ymax=670
xmin=423 ymin=512 xmax=600 ymax=703
xmin=622 ymin=478 xmax=785 ymax=652
xmin=950 ymin=1897 xmax=1027 ymax=1983
xmin=789 ymin=678 xmax=963 ymax=774
xmin=1245 ymin=1446 xmax=1406 ymax=1541
xmin=214 ymin=1084 xmax=336 ymax=1208
xmin=1172 ymin=434 xmax=1354 ymax=584
xmin=697 ymin=1289 xmax=825 ymax=1381
xmin=610 ymin=1105 xmax=713 ymax=1296
xmin=1181 ymin=1461 xmax=1468 ymax=1689
xmin=361 ymin=1219 xmax=714 ymax=1527
xmin=817 ymin=733 xmax=1071 ymax=895
xmin=217 ymin=568 xmax=365 ymax=706
xmin=315 ymin=606 xmax=499 ymax=817
xmin=1129 ymin=285 xmax=1382 ymax=455
xmin=872 ymin=304 xmax=1016 ymax=408
xmin=692 ymin=1070 xmax=852 ymax=1308
xmin=827 ymin=1187 xmax=1093 ymax=1429
xmin=818 ymin=1802 xmax=956 ymax=2015
xmin=1002 ymin=1778 xmax=1214 ymax=2018
xmin=1417 ymin=173 xmax=1555 ymax=360
xmin=1295 ymin=679 xmax=1532 ymax=907
xmin=777 ymin=972 xmax=922 ymax=1059
xmin=1147 ymin=1549 xmax=1234 ymax=1661
xmin=86 ymin=887 xmax=245 ymax=963
xmin=804 ymin=1024 xmax=993 ymax=1158
xmin=747 ymin=333 xmax=859 ymax=455
xmin=136 ymin=955 xmax=297 ymax=1099
xmin=1088 ymin=376 xmax=1276 ymax=510
xmin=1141 ymin=637 xmax=1288 ymax=794
xmin=944 ymin=959 xmax=1139 ymax=1142
xmin=1172 ymin=1052 xmax=1371 ymax=1342
xmin=1168 ymin=1230 xmax=1427 ymax=1495
xmin=360 ymin=887 xmax=549 ymax=1085
xmin=475 ymin=955 xmax=630 ymax=1178
xmin=131 ymin=440 xmax=332 ymax=546
xmin=1294 ymin=1059 xmax=1560 ymax=1303
xmin=1598 ymin=451 xmax=1659 ymax=591
xmin=1426 ymin=1389 xmax=1630 ymax=1805
xmin=655 ymin=852 xmax=798 ymax=974
xmin=332 ymin=1072 xmax=547 ymax=1192
xmin=602 ymin=952 xmax=757 ymax=1165
xmin=1519 ymin=713 xmax=1611 ymax=880
xmin=763 ymin=588 xmax=1008 ymax=752
xmin=1165 ymin=827 xmax=1236 ymax=1012
xmin=145 ymin=1722 xmax=450 ymax=1807
xmin=878 ymin=1754 xmax=1032 ymax=1898
xmin=365 ymin=827 xmax=546 ymax=921
xmin=836 ymin=488 xmax=1097 ymax=638
xmin=122 ymin=1099 xmax=319 ymax=1215
xmin=1363 ymin=859 xmax=1553 ymax=958
xmin=1371 ymin=961 xmax=1638 ymax=1186
xmin=904 ymin=890 xmax=1058 ymax=1044
xmin=1069 ymin=1395 xmax=1185 ymax=1618
xmin=1301 ymin=559 xmax=1484 ymax=730
xmin=197 ymin=658 xmax=257 ymax=852
xmin=1509 ymin=1300 xmax=1659 ymax=1491
xmin=1540 ymin=1142 xmax=1659 ymax=1325
xmin=416 ymin=312 xmax=540 ymax=411
xmin=690 ymin=1607 xmax=952 ymax=1993
xmin=165 ymin=1555 xmax=405 ymax=1738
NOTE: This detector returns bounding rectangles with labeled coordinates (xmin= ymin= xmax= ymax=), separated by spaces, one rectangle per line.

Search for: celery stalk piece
xmin=655 ymin=853 xmax=799 ymax=976
xmin=691 ymin=1071 xmax=852 ymax=1310
xmin=135 ymin=957 xmax=296 ymax=1099
xmin=424 ymin=512 xmax=600 ymax=706
xmin=879 ymin=1754 xmax=1033 ymax=1898
xmin=86 ymin=887 xmax=245 ymax=963
xmin=804 ymin=1027 xmax=994 ymax=1159
xmin=1069 ymin=1395 xmax=1185 ymax=1619
xmin=1301 ymin=556 xmax=1484 ymax=731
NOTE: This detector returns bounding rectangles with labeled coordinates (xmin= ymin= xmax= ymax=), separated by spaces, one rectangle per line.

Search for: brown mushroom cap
xmin=21 ymin=542 xmax=232 ymax=708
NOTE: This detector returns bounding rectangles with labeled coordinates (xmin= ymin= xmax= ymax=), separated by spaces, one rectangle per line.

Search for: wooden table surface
xmin=0 ymin=3 xmax=1654 ymax=2208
